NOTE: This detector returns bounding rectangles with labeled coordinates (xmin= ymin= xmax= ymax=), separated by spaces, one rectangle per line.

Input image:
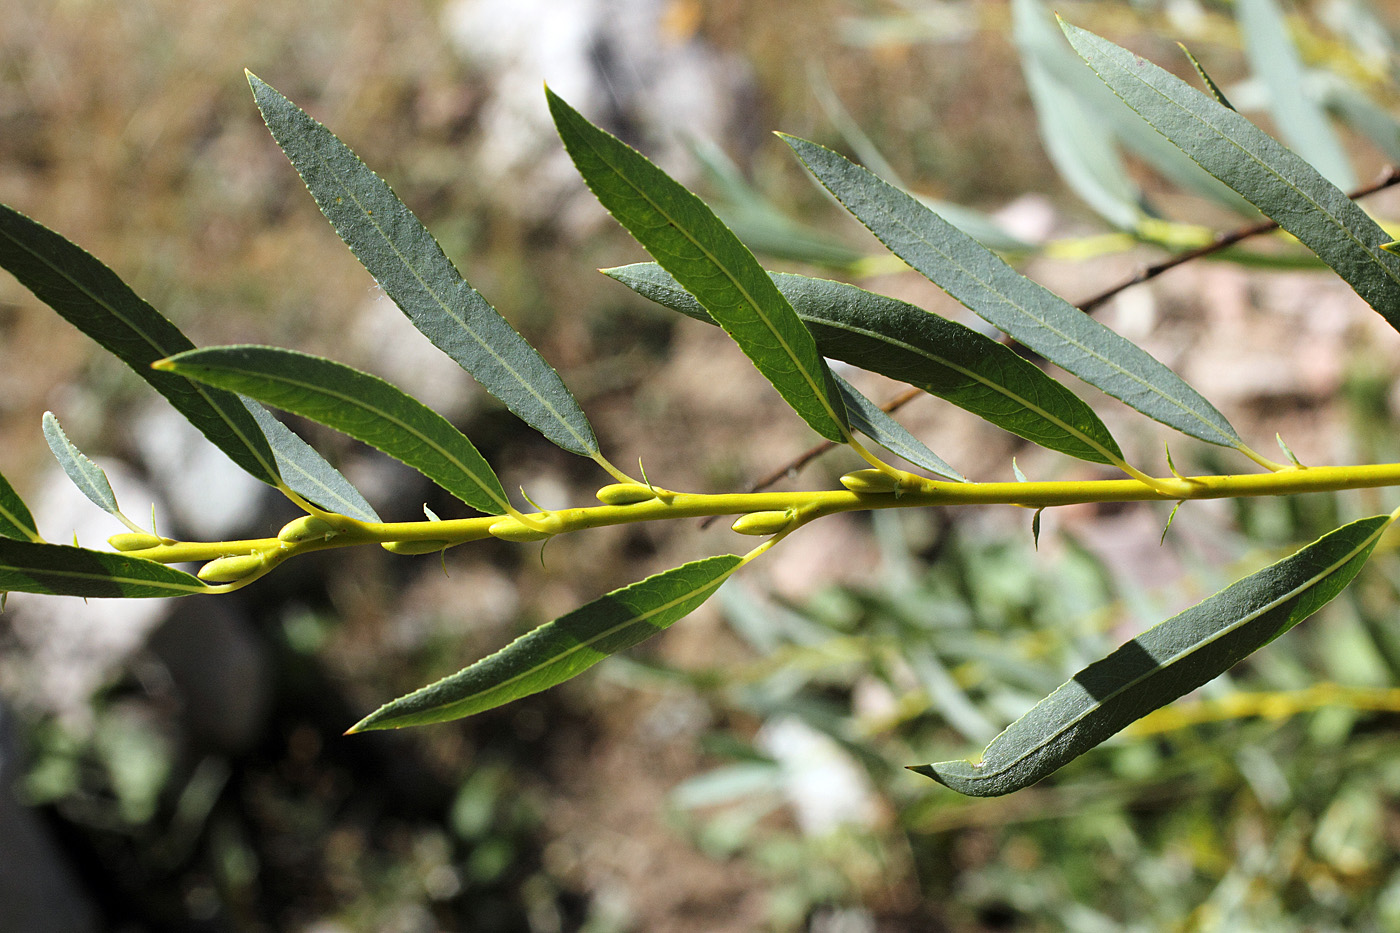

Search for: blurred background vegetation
xmin=5 ymin=0 xmax=1400 ymax=930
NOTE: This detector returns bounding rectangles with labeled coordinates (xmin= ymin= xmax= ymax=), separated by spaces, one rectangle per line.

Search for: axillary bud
xmin=595 ymin=483 xmax=657 ymax=505
xmin=731 ymin=510 xmax=794 ymax=536
xmin=197 ymin=553 xmax=266 ymax=583
xmin=840 ymin=469 xmax=902 ymax=494
xmin=108 ymin=532 xmax=166 ymax=551
xmin=488 ymin=518 xmax=552 ymax=542
xmin=277 ymin=515 xmax=338 ymax=543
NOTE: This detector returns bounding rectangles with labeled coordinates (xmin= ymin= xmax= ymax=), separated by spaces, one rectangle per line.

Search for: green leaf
xmin=1060 ymin=22 xmax=1400 ymax=335
xmin=0 ymin=471 xmax=40 ymax=543
xmin=0 ymin=539 xmax=208 ymax=598
xmin=158 ymin=346 xmax=509 ymax=516
xmin=1177 ymin=44 xmax=1235 ymax=111
xmin=917 ymin=513 xmax=1392 ymax=796
xmin=0 ymin=203 xmax=377 ymax=515
xmin=832 ymin=375 xmax=964 ymax=481
xmin=247 ymin=74 xmax=600 ymax=459
xmin=42 ymin=412 xmax=120 ymax=517
xmin=0 ymin=203 xmax=280 ymax=487
xmin=1238 ymin=0 xmax=1355 ymax=190
xmin=606 ymin=263 xmax=1124 ymax=465
xmin=244 ymin=402 xmax=381 ymax=523
xmin=546 ymin=87 xmax=849 ymax=444
xmin=783 ymin=135 xmax=1243 ymax=449
xmin=349 ymin=554 xmax=743 ymax=730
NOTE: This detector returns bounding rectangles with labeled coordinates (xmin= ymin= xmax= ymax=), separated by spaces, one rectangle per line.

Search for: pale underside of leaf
xmin=244 ymin=401 xmax=381 ymax=523
xmin=1061 ymin=22 xmax=1400 ymax=335
xmin=0 ymin=539 xmax=208 ymax=598
xmin=247 ymin=74 xmax=599 ymax=459
xmin=546 ymin=87 xmax=849 ymax=444
xmin=782 ymin=135 xmax=1244 ymax=449
xmin=350 ymin=554 xmax=744 ymax=730
xmin=42 ymin=412 xmax=120 ymax=516
xmin=831 ymin=374 xmax=965 ymax=481
xmin=606 ymin=262 xmax=1122 ymax=465
xmin=160 ymin=346 xmax=509 ymax=516
xmin=917 ymin=513 xmax=1391 ymax=796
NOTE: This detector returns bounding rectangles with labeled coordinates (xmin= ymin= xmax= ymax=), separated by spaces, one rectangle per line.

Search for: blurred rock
xmin=0 ymin=700 xmax=99 ymax=933
xmin=3 ymin=463 xmax=174 ymax=728
xmin=147 ymin=599 xmax=271 ymax=756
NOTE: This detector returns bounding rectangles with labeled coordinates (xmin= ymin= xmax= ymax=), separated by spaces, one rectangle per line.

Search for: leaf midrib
xmin=0 ymin=221 xmax=281 ymax=484
xmin=385 ymin=560 xmax=739 ymax=722
xmin=305 ymin=145 xmax=595 ymax=454
xmin=182 ymin=359 xmax=509 ymax=514
xmin=966 ymin=518 xmax=1389 ymax=783
xmin=572 ymin=125 xmax=846 ymax=438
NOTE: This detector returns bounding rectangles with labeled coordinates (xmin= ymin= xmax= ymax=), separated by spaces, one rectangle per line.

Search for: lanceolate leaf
xmin=0 ymin=539 xmax=208 ymax=598
xmin=1061 ymin=23 xmax=1400 ymax=334
xmin=159 ymin=346 xmax=509 ymax=516
xmin=245 ymin=402 xmax=381 ymax=523
xmin=248 ymin=74 xmax=600 ymax=459
xmin=832 ymin=375 xmax=965 ymax=481
xmin=0 ymin=204 xmax=376 ymax=516
xmin=783 ymin=136 xmax=1243 ymax=449
xmin=918 ymin=513 xmax=1392 ymax=796
xmin=42 ymin=412 xmax=120 ymax=516
xmin=349 ymin=554 xmax=743 ymax=730
xmin=605 ymin=263 xmax=1124 ymax=465
xmin=0 ymin=471 xmax=40 ymax=543
xmin=1238 ymin=0 xmax=1355 ymax=190
xmin=546 ymin=88 xmax=849 ymax=444
xmin=0 ymin=203 xmax=280 ymax=486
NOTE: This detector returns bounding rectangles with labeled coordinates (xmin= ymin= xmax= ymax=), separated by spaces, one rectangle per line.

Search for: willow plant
xmin=2 ymin=22 xmax=1398 ymax=798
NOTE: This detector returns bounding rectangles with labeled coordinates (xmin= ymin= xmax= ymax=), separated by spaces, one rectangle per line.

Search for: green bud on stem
xmin=197 ymin=553 xmax=266 ymax=583
xmin=840 ymin=469 xmax=902 ymax=494
xmin=381 ymin=539 xmax=451 ymax=555
xmin=595 ymin=483 xmax=657 ymax=505
xmin=108 ymin=532 xmax=166 ymax=551
xmin=731 ymin=510 xmax=794 ymax=536
xmin=278 ymin=515 xmax=338 ymax=543
xmin=488 ymin=518 xmax=552 ymax=542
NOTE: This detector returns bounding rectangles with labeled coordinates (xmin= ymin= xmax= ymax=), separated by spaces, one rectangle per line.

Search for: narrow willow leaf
xmin=1177 ymin=44 xmax=1234 ymax=111
xmin=0 ymin=203 xmax=280 ymax=486
xmin=1238 ymin=0 xmax=1355 ymax=189
xmin=546 ymin=87 xmax=848 ymax=443
xmin=248 ymin=74 xmax=599 ymax=459
xmin=1061 ymin=23 xmax=1400 ymax=334
xmin=244 ymin=402 xmax=381 ymax=523
xmin=1012 ymin=0 xmax=1141 ymax=230
xmin=159 ymin=346 xmax=509 ymax=516
xmin=1014 ymin=0 xmax=1254 ymax=217
xmin=832 ymin=375 xmax=964 ymax=481
xmin=42 ymin=412 xmax=120 ymax=516
xmin=350 ymin=554 xmax=743 ymax=730
xmin=0 ymin=539 xmax=208 ymax=598
xmin=606 ymin=263 xmax=1124 ymax=465
xmin=0 ymin=471 xmax=40 ymax=542
xmin=918 ymin=513 xmax=1391 ymax=796
xmin=783 ymin=136 xmax=1243 ymax=449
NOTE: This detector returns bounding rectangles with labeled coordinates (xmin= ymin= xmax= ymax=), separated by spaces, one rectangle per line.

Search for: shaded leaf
xmin=783 ymin=135 xmax=1243 ymax=448
xmin=1238 ymin=0 xmax=1355 ymax=189
xmin=350 ymin=554 xmax=743 ymax=730
xmin=0 ymin=539 xmax=208 ymax=598
xmin=0 ymin=203 xmax=280 ymax=487
xmin=244 ymin=402 xmax=381 ymax=523
xmin=0 ymin=471 xmax=39 ymax=543
xmin=0 ymin=203 xmax=376 ymax=514
xmin=917 ymin=513 xmax=1391 ymax=796
xmin=159 ymin=346 xmax=508 ymax=516
xmin=606 ymin=263 xmax=1123 ymax=465
xmin=832 ymin=375 xmax=964 ymax=481
xmin=248 ymin=74 xmax=600 ymax=458
xmin=1061 ymin=22 xmax=1400 ymax=334
xmin=547 ymin=87 xmax=849 ymax=443
xmin=42 ymin=412 xmax=120 ymax=516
